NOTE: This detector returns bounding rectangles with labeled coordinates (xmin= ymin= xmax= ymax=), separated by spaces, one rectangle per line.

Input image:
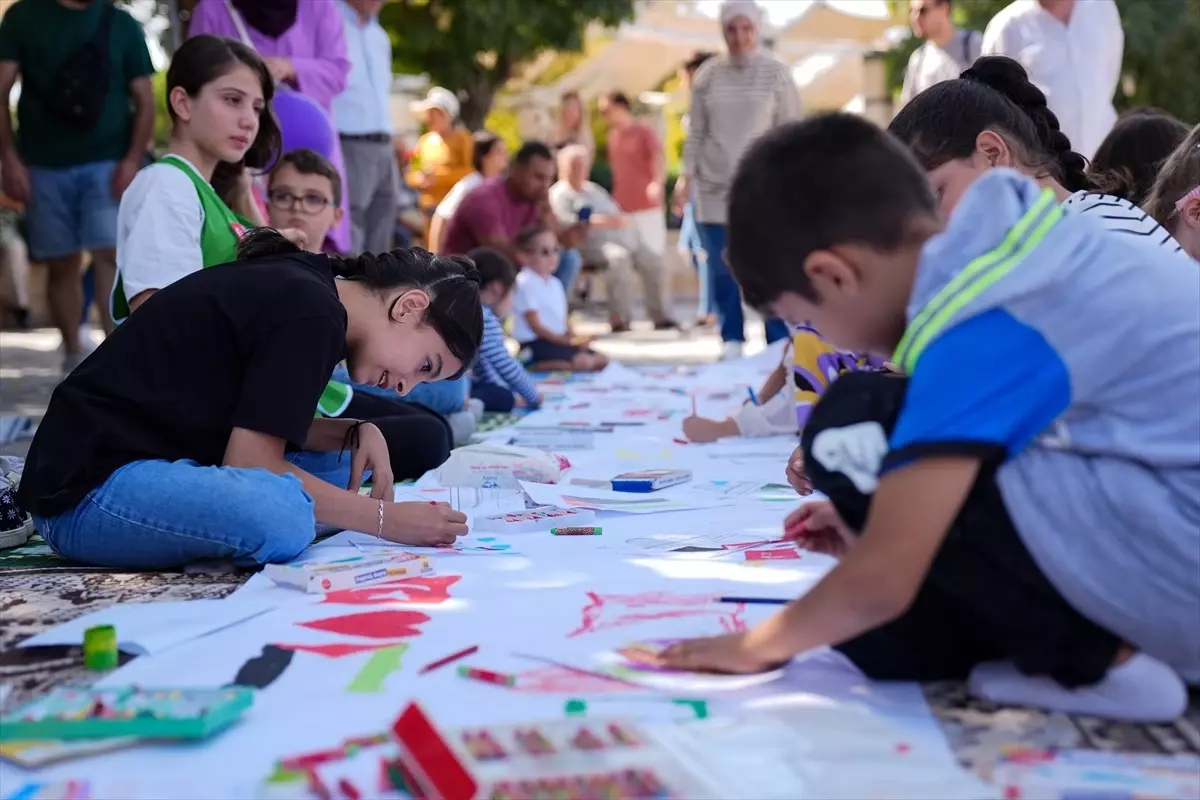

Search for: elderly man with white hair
xmin=674 ymin=0 xmax=800 ymax=359
xmin=549 ymin=145 xmax=672 ymax=332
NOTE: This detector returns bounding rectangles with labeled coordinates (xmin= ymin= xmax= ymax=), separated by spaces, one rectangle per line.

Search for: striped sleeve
xmin=1061 ymin=192 xmax=1186 ymax=256
xmin=479 ymin=311 xmax=540 ymax=406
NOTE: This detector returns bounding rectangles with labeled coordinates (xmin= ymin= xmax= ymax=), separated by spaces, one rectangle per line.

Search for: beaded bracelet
xmin=377 ymin=499 xmax=385 ymax=539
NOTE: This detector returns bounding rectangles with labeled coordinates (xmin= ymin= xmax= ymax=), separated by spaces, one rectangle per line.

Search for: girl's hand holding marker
xmin=385 ymin=501 xmax=468 ymax=547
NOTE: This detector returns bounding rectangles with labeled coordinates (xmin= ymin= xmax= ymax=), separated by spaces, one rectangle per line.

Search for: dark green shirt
xmin=0 ymin=0 xmax=153 ymax=168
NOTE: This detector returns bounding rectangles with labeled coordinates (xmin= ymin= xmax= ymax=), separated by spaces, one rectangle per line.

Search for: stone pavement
xmin=0 ymin=301 xmax=772 ymax=459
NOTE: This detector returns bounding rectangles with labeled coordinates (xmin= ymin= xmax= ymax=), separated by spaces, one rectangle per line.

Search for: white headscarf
xmin=718 ymin=0 xmax=763 ymax=30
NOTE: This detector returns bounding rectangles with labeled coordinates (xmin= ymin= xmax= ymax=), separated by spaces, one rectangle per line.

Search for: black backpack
xmin=29 ymin=1 xmax=116 ymax=129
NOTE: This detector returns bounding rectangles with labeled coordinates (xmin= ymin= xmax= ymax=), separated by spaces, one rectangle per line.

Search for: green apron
xmin=111 ymin=155 xmax=353 ymax=417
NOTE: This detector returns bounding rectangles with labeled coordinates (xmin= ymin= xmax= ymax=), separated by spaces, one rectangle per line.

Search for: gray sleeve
xmin=773 ymin=62 xmax=802 ymax=124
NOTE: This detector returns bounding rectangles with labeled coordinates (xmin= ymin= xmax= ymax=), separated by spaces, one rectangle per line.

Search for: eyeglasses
xmin=533 ymin=246 xmax=561 ymax=257
xmin=268 ymin=189 xmax=332 ymax=214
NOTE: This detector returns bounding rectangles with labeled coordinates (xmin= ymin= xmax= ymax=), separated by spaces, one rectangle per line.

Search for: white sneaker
xmin=720 ymin=341 xmax=744 ymax=361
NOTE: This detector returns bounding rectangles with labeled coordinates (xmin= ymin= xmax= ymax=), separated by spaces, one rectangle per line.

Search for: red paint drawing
xmin=321 ymin=575 xmax=460 ymax=606
xmin=274 ymin=643 xmax=402 ymax=658
xmin=568 ymin=592 xmax=746 ymax=638
xmin=745 ymin=548 xmax=801 ymax=562
xmin=510 ymin=666 xmax=629 ymax=695
xmin=297 ymin=609 xmax=431 ymax=639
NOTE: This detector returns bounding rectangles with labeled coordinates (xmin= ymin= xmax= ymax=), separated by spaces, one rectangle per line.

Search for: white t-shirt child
xmin=511 ymin=266 xmax=568 ymax=344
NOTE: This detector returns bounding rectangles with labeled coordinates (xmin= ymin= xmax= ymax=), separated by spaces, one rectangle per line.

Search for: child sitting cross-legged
xmin=511 ymin=225 xmax=608 ymax=372
xmin=658 ymin=114 xmax=1197 ymax=723
xmin=466 ymin=247 xmax=542 ymax=412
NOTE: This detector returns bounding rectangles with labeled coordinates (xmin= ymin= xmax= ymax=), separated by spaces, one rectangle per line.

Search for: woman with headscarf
xmin=187 ymin=0 xmax=353 ymax=253
xmin=675 ymin=0 xmax=799 ymax=359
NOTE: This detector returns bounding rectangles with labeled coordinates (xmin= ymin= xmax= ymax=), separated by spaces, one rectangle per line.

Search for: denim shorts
xmin=26 ymin=161 xmax=121 ymax=260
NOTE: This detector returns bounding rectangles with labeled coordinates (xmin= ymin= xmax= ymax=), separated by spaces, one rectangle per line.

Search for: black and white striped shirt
xmin=1061 ymin=191 xmax=1187 ymax=259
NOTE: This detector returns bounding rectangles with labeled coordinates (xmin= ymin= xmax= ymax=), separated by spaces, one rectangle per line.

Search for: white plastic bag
xmin=436 ymin=443 xmax=568 ymax=489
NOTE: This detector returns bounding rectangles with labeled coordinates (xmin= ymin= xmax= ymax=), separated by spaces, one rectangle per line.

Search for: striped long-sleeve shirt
xmin=683 ymin=52 xmax=801 ymax=225
xmin=472 ymin=306 xmax=540 ymax=406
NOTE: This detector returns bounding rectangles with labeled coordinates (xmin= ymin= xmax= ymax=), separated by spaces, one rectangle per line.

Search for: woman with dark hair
xmin=19 ymin=230 xmax=483 ymax=570
xmin=427 ymin=131 xmax=509 ymax=254
xmin=1087 ymin=109 xmax=1189 ymax=205
xmin=889 ymin=56 xmax=1188 ymax=259
xmin=188 ymin=0 xmax=352 ymax=252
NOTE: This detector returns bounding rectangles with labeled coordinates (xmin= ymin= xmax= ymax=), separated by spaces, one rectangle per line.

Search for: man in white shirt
xmin=548 ymin=145 xmax=672 ymax=333
xmin=331 ymin=0 xmax=397 ymax=254
xmin=982 ymin=0 xmax=1124 ymax=159
xmin=899 ymin=0 xmax=982 ymax=107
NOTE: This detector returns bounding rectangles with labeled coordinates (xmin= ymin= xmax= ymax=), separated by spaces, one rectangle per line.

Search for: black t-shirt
xmin=18 ymin=252 xmax=347 ymax=518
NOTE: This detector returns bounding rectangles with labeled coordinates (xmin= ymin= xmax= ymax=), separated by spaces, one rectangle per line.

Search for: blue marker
xmin=747 ymin=387 xmax=759 ymax=406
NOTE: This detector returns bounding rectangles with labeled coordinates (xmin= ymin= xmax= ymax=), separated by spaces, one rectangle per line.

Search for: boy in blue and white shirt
xmin=657 ymin=115 xmax=1198 ymax=724
xmin=467 ymin=248 xmax=541 ymax=412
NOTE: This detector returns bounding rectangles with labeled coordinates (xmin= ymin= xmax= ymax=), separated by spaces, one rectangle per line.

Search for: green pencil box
xmin=0 ymin=686 xmax=254 ymax=741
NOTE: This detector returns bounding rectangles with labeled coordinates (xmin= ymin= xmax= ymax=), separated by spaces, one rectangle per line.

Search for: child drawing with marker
xmin=682 ymin=324 xmax=883 ymax=443
xmin=659 ymin=115 xmax=1198 ymax=723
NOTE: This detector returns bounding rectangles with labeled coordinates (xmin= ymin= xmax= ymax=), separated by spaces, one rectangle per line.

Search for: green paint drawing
xmin=345 ymin=644 xmax=408 ymax=693
xmin=673 ymin=698 xmax=709 ymax=719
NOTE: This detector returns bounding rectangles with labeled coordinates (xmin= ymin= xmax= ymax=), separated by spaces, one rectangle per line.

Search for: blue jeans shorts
xmin=26 ymin=161 xmax=121 ymax=260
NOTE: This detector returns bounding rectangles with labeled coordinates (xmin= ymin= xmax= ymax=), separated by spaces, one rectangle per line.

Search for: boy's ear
xmin=804 ymin=249 xmax=861 ymax=300
xmin=332 ymin=205 xmax=345 ymax=227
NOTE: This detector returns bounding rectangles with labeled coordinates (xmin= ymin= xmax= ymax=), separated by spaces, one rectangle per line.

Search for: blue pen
xmin=747 ymin=387 xmax=759 ymax=406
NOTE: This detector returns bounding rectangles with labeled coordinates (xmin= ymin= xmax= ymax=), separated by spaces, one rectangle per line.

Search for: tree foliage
xmin=380 ymin=0 xmax=636 ymax=130
xmin=882 ymin=0 xmax=1199 ymax=125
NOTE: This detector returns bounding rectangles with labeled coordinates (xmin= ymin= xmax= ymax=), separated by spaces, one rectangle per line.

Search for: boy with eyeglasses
xmin=266 ymin=149 xmax=345 ymax=255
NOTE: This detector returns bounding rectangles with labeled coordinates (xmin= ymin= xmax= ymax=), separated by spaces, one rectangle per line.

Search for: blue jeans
xmin=32 ymin=451 xmax=352 ymax=570
xmin=555 ymin=249 xmax=582 ymax=296
xmin=681 ymin=202 xmax=712 ymax=318
xmin=695 ymin=222 xmax=790 ymax=345
xmin=26 ymin=161 xmax=120 ymax=260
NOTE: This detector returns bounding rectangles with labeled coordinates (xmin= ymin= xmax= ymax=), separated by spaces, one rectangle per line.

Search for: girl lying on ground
xmin=18 ymin=229 xmax=482 ymax=570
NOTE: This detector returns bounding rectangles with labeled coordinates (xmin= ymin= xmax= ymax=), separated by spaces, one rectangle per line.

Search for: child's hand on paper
xmin=682 ymin=415 xmax=738 ymax=443
xmin=785 ymin=445 xmax=813 ymax=495
xmin=783 ymin=500 xmax=854 ymax=558
xmin=658 ymin=631 xmax=783 ymax=675
xmin=386 ymin=501 xmax=468 ymax=546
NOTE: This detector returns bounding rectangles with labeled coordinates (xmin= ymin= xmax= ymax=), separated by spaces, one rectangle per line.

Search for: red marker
xmin=419 ymin=644 xmax=479 ymax=674
xmin=672 ymin=437 xmax=689 ymax=445
xmin=457 ymin=665 xmax=516 ymax=687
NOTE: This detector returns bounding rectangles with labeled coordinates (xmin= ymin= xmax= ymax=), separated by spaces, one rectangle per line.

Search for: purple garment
xmin=273 ymin=89 xmax=336 ymax=161
xmin=188 ymin=0 xmax=352 ymax=252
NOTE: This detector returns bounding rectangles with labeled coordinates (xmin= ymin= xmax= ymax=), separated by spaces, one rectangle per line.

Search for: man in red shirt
xmin=600 ymin=92 xmax=676 ymax=328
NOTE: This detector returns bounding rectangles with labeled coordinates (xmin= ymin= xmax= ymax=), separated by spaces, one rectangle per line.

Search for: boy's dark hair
xmin=471 ymin=131 xmax=503 ymax=174
xmin=605 ymin=91 xmax=632 ymax=110
xmin=513 ymin=141 xmax=553 ymax=167
xmin=514 ymin=224 xmax=553 ymax=253
xmin=468 ymin=247 xmax=518 ymax=292
xmin=1087 ymin=109 xmax=1189 ymax=205
xmin=1145 ymin=123 xmax=1200 ymax=228
xmin=888 ymin=56 xmax=1090 ymax=193
xmin=270 ymin=148 xmax=343 ymax=206
xmin=168 ymin=35 xmax=282 ymax=202
xmin=238 ymin=231 xmax=483 ymax=378
xmin=727 ymin=113 xmax=937 ymax=308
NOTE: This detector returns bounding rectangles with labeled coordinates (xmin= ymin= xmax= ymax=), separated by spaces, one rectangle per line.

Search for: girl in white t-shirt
xmin=510 ymin=225 xmax=608 ymax=372
xmin=113 ymin=35 xmax=291 ymax=319
xmin=888 ymin=56 xmax=1190 ymax=261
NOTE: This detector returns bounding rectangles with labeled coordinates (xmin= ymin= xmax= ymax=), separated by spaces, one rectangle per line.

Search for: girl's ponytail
xmin=236 ymin=227 xmax=303 ymax=260
xmin=961 ymin=57 xmax=1090 ymax=192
